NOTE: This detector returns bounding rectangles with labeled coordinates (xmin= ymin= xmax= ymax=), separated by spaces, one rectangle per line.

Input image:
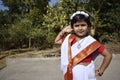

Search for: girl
xmin=55 ymin=11 xmax=112 ymax=80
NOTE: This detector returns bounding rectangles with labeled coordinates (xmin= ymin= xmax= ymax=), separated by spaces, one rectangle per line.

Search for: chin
xmin=76 ymin=34 xmax=85 ymax=38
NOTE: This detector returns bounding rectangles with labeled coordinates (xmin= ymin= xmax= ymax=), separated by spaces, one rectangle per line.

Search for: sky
xmin=49 ymin=0 xmax=59 ymax=6
xmin=0 ymin=0 xmax=59 ymax=10
xmin=0 ymin=0 xmax=8 ymax=10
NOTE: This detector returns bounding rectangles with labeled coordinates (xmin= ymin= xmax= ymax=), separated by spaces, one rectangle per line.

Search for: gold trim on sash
xmin=72 ymin=41 xmax=101 ymax=66
xmin=64 ymin=34 xmax=75 ymax=80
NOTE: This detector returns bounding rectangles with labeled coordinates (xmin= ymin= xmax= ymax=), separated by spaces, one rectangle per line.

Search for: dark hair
xmin=70 ymin=14 xmax=91 ymax=28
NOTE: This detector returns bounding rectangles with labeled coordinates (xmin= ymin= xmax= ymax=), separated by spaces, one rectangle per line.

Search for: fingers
xmin=95 ymin=70 xmax=99 ymax=76
xmin=63 ymin=25 xmax=73 ymax=33
xmin=95 ymin=70 xmax=103 ymax=77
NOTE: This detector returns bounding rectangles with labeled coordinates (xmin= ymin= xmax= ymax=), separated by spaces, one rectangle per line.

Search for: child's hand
xmin=95 ymin=69 xmax=103 ymax=77
xmin=62 ymin=25 xmax=73 ymax=33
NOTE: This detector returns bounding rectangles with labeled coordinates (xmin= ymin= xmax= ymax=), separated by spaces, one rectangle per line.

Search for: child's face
xmin=73 ymin=21 xmax=89 ymax=37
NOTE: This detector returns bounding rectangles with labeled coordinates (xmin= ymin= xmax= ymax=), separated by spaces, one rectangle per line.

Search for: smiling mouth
xmin=78 ymin=31 xmax=84 ymax=33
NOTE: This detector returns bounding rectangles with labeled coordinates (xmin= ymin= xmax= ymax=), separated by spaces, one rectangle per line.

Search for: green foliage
xmin=97 ymin=0 xmax=120 ymax=43
xmin=0 ymin=0 xmax=120 ymax=50
xmin=26 ymin=7 xmax=43 ymax=27
xmin=43 ymin=5 xmax=68 ymax=31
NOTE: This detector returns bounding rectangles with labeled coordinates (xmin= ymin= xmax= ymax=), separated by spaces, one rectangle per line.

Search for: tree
xmin=88 ymin=0 xmax=120 ymax=42
xmin=0 ymin=0 xmax=51 ymax=50
xmin=42 ymin=5 xmax=68 ymax=48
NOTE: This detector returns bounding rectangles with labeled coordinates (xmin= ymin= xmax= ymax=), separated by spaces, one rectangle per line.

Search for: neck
xmin=74 ymin=34 xmax=88 ymax=41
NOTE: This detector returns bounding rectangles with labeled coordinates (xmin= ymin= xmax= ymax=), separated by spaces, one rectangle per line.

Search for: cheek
xmin=84 ymin=27 xmax=89 ymax=31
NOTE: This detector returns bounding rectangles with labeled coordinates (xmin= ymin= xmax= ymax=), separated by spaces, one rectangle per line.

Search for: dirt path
xmin=0 ymin=54 xmax=120 ymax=80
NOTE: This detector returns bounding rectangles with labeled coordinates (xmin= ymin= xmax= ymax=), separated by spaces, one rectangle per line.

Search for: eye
xmin=81 ymin=24 xmax=87 ymax=26
xmin=74 ymin=24 xmax=79 ymax=27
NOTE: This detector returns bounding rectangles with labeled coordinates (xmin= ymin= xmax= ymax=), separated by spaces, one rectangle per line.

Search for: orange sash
xmin=64 ymin=34 xmax=101 ymax=80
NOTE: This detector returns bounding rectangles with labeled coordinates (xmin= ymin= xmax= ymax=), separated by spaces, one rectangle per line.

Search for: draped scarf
xmin=61 ymin=34 xmax=101 ymax=80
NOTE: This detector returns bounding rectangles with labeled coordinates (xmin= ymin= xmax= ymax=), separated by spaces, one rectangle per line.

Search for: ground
xmin=0 ymin=54 xmax=120 ymax=80
xmin=0 ymin=42 xmax=120 ymax=80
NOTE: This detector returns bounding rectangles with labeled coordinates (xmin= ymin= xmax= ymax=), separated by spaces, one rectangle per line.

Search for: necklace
xmin=77 ymin=38 xmax=85 ymax=49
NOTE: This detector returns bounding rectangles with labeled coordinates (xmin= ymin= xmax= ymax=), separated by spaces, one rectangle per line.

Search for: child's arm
xmin=54 ymin=25 xmax=73 ymax=44
xmin=96 ymin=49 xmax=112 ymax=76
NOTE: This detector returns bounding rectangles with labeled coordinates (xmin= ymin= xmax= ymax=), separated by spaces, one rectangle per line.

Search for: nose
xmin=78 ymin=25 xmax=82 ymax=29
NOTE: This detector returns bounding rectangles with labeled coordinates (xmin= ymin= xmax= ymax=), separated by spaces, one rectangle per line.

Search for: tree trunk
xmin=29 ymin=38 xmax=31 ymax=48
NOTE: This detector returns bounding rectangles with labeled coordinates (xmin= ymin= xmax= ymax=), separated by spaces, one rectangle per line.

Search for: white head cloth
xmin=70 ymin=11 xmax=89 ymax=20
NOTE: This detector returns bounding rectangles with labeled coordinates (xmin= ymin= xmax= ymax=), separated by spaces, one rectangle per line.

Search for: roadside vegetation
xmin=0 ymin=0 xmax=120 ymax=55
